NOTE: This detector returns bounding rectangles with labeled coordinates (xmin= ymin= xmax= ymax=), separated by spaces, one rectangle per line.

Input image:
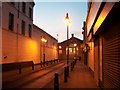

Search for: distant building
xmin=58 ymin=34 xmax=83 ymax=61
xmin=82 ymin=2 xmax=120 ymax=88
xmin=1 ymin=2 xmax=58 ymax=67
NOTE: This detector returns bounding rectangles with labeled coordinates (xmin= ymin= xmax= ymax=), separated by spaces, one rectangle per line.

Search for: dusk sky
xmin=33 ymin=1 xmax=88 ymax=42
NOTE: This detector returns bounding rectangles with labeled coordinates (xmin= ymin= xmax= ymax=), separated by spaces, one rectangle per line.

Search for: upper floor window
xmin=29 ymin=7 xmax=32 ymax=18
xmin=28 ymin=24 xmax=32 ymax=37
xmin=10 ymin=2 xmax=15 ymax=5
xmin=8 ymin=13 xmax=14 ymax=31
xmin=22 ymin=2 xmax=26 ymax=14
xmin=21 ymin=20 xmax=25 ymax=35
xmin=59 ymin=50 xmax=62 ymax=54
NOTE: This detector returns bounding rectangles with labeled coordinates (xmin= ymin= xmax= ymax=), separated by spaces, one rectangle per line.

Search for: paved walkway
xmin=44 ymin=60 xmax=99 ymax=88
xmin=2 ymin=61 xmax=65 ymax=88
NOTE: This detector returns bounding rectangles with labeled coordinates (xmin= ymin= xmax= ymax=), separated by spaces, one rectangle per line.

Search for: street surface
xmin=2 ymin=61 xmax=66 ymax=88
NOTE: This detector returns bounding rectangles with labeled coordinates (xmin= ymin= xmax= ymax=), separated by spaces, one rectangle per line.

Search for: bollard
xmin=73 ymin=61 xmax=75 ymax=68
xmin=54 ymin=72 xmax=59 ymax=90
xmin=41 ymin=61 xmax=42 ymax=68
xmin=32 ymin=63 xmax=34 ymax=70
xmin=67 ymin=66 xmax=69 ymax=77
xmin=64 ymin=67 xmax=67 ymax=82
xmin=71 ymin=63 xmax=73 ymax=71
xmin=51 ymin=60 xmax=52 ymax=64
xmin=79 ymin=57 xmax=81 ymax=61
xmin=19 ymin=64 xmax=21 ymax=74
xmin=46 ymin=61 xmax=48 ymax=66
xmin=43 ymin=61 xmax=45 ymax=67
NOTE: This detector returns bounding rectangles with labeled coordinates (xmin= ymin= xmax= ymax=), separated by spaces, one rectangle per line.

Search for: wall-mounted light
xmin=59 ymin=46 xmax=62 ymax=49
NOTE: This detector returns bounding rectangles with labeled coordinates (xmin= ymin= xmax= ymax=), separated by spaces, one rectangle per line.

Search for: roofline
xmin=59 ymin=37 xmax=83 ymax=44
xmin=33 ymin=24 xmax=58 ymax=42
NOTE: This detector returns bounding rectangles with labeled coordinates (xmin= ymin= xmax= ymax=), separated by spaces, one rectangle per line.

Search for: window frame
xmin=28 ymin=24 xmax=32 ymax=37
xmin=21 ymin=20 xmax=25 ymax=35
xmin=22 ymin=2 xmax=26 ymax=14
xmin=29 ymin=7 xmax=32 ymax=18
xmin=8 ymin=12 xmax=14 ymax=31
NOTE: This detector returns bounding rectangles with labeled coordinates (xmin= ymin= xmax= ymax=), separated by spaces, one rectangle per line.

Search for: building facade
xmin=58 ymin=34 xmax=83 ymax=62
xmin=82 ymin=1 xmax=120 ymax=88
xmin=1 ymin=2 xmax=58 ymax=66
xmin=33 ymin=24 xmax=58 ymax=63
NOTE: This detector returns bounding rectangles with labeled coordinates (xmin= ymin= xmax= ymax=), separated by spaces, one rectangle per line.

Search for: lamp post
xmin=65 ymin=13 xmax=70 ymax=66
xmin=41 ymin=37 xmax=47 ymax=64
xmin=65 ymin=13 xmax=71 ymax=77
xmin=74 ymin=43 xmax=77 ymax=60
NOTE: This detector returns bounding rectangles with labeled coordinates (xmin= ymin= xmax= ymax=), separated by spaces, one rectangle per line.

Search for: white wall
xmin=2 ymin=2 xmax=58 ymax=64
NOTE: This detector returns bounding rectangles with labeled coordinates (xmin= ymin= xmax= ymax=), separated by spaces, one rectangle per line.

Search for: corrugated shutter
xmin=103 ymin=22 xmax=120 ymax=88
xmin=94 ymin=38 xmax=100 ymax=86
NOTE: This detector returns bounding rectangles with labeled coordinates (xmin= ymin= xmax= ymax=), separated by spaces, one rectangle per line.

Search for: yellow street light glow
xmin=65 ymin=13 xmax=71 ymax=25
xmin=54 ymin=46 xmax=56 ymax=49
xmin=41 ymin=38 xmax=47 ymax=42
xmin=65 ymin=19 xmax=71 ymax=25
xmin=59 ymin=46 xmax=62 ymax=49
xmin=74 ymin=43 xmax=77 ymax=47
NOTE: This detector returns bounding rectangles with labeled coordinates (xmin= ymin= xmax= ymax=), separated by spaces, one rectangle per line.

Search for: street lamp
xmin=74 ymin=43 xmax=77 ymax=60
xmin=65 ymin=13 xmax=71 ymax=66
xmin=65 ymin=13 xmax=71 ymax=77
xmin=41 ymin=37 xmax=47 ymax=64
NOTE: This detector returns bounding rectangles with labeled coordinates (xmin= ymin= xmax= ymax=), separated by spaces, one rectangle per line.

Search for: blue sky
xmin=33 ymin=1 xmax=87 ymax=42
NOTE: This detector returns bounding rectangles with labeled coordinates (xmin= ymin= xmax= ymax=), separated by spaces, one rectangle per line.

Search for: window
xmin=59 ymin=50 xmax=62 ymax=54
xmin=22 ymin=2 xmax=26 ymax=13
xmin=21 ymin=20 xmax=25 ymax=35
xmin=9 ymin=13 xmax=14 ymax=31
xmin=66 ymin=48 xmax=68 ymax=55
xmin=28 ymin=24 xmax=31 ymax=37
xmin=29 ymin=7 xmax=32 ymax=18
xmin=69 ymin=48 xmax=73 ymax=54
xmin=18 ymin=2 xmax=20 ymax=18
xmin=10 ymin=2 xmax=15 ymax=5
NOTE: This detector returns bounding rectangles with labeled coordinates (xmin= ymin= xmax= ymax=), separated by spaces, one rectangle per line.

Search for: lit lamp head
xmin=65 ymin=13 xmax=71 ymax=25
xmin=41 ymin=38 xmax=47 ymax=43
xmin=74 ymin=43 xmax=77 ymax=47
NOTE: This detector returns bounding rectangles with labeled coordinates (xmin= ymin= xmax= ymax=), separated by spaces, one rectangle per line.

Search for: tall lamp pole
xmin=65 ymin=13 xmax=70 ymax=66
xmin=41 ymin=37 xmax=47 ymax=63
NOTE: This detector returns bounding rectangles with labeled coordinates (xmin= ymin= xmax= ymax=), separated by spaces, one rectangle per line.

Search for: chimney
xmin=72 ymin=34 xmax=74 ymax=37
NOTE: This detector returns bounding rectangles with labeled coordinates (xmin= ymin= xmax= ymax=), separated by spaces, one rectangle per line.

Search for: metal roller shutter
xmin=103 ymin=21 xmax=120 ymax=88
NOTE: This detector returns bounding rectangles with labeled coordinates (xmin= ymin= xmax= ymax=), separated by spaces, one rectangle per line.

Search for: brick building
xmin=58 ymin=34 xmax=83 ymax=62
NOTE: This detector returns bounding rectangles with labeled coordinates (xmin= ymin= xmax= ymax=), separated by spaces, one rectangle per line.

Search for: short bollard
xmin=41 ymin=61 xmax=42 ymax=68
xmin=46 ymin=61 xmax=48 ymax=66
xmin=51 ymin=60 xmax=52 ymax=64
xmin=19 ymin=64 xmax=21 ymax=74
xmin=43 ymin=61 xmax=45 ymax=67
xmin=71 ymin=63 xmax=73 ymax=71
xmin=54 ymin=72 xmax=59 ymax=90
xmin=67 ymin=66 xmax=69 ymax=77
xmin=32 ymin=63 xmax=34 ymax=70
xmin=64 ymin=67 xmax=67 ymax=82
